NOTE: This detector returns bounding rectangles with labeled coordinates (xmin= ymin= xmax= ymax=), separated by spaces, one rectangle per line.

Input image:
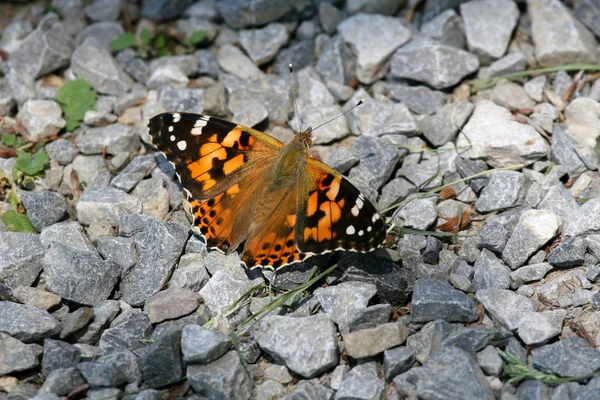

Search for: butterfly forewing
xmin=148 ymin=112 xmax=282 ymax=200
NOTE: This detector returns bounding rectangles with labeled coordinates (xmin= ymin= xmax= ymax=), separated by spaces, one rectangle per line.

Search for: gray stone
xmin=273 ymin=40 xmax=315 ymax=76
xmin=239 ymin=23 xmax=289 ymax=65
xmin=149 ymin=55 xmax=198 ymax=77
xmin=0 ymin=333 xmax=40 ymax=375
xmin=411 ymin=278 xmax=479 ymax=323
xmin=343 ymin=322 xmax=409 ymax=359
xmin=473 ymin=249 xmax=511 ymax=290
xmin=141 ymin=0 xmax=195 ymax=21
xmin=318 ymin=2 xmax=346 ymax=35
xmin=40 ymin=221 xmax=95 ymax=252
xmin=98 ymin=311 xmax=153 ymax=354
xmin=517 ymin=310 xmax=565 ymax=345
xmin=502 ymin=209 xmax=562 ymax=269
xmin=480 ymin=52 xmax=528 ymax=79
xmin=316 ymin=35 xmax=355 ymax=86
xmin=43 ymin=243 xmax=121 ymax=306
xmin=11 ymin=286 xmax=61 ymax=311
xmin=314 ymin=281 xmax=377 ymax=333
xmin=76 ymin=186 xmax=142 ymax=227
xmin=548 ymin=237 xmax=586 ymax=268
xmin=442 ymin=326 xmax=511 ymax=355
xmin=45 ymin=139 xmax=78 ymax=166
xmin=217 ymin=0 xmax=292 ymax=29
xmin=199 ymin=270 xmax=253 ymax=319
xmin=564 ymin=197 xmax=600 ymax=238
xmin=139 ymin=328 xmax=183 ymax=387
xmin=490 ymin=81 xmax=537 ymax=111
xmin=349 ymin=134 xmax=402 ymax=191
xmin=146 ymin=65 xmax=189 ymax=89
xmin=421 ymin=9 xmax=465 ymax=49
xmin=84 ymin=0 xmax=120 ymax=21
xmin=99 ymin=348 xmax=141 ymax=385
xmin=476 ymin=346 xmax=503 ymax=377
xmin=393 ymin=196 xmax=438 ymax=231
xmin=461 ymin=0 xmax=519 ymax=63
xmin=181 ymin=324 xmax=232 ymax=364
xmin=187 ymin=350 xmax=252 ymax=400
xmin=551 ymin=124 xmax=587 ymax=168
xmin=475 ymin=288 xmax=536 ymax=331
xmin=41 ymin=339 xmax=80 ymax=377
xmin=60 ymin=155 xmax=111 ymax=191
xmin=10 ymin=14 xmax=74 ymax=80
xmin=0 ymin=19 xmax=33 ymax=54
xmin=347 ymin=304 xmax=391 ymax=332
xmin=0 ymin=232 xmax=45 ymax=287
xmin=509 ymin=263 xmax=553 ymax=288
xmin=0 ymin=301 xmax=60 ymax=343
xmin=69 ymin=301 xmax=119 ymax=345
xmin=118 ymin=214 xmax=188 ymax=307
xmin=479 ymin=222 xmax=510 ymax=253
xmin=77 ymin=361 xmax=127 ymax=387
xmin=524 ymin=75 xmax=547 ymax=103
xmin=345 ymin=0 xmax=405 ymax=15
xmin=72 ymin=37 xmax=134 ymax=95
xmin=325 ymin=146 xmax=359 ymax=174
xmin=21 ymin=191 xmax=67 ymax=231
xmin=391 ymin=37 xmax=479 ymax=89
xmin=18 ymin=100 xmax=65 ymax=141
xmin=77 ymin=21 xmax=124 ymax=50
xmin=76 ymin=123 xmax=140 ymax=156
xmin=476 ymin=171 xmax=525 ymax=213
xmin=338 ymin=13 xmax=411 ymax=84
xmin=39 ymin=367 xmax=85 ymax=395
xmin=394 ymin=346 xmax=494 ymax=400
xmin=574 ymin=0 xmax=600 ymax=38
xmin=529 ymin=0 xmax=598 ymax=66
xmin=457 ymin=100 xmax=549 ymax=167
xmin=144 ymin=288 xmax=201 ymax=324
xmin=388 ymin=84 xmax=447 ymax=115
xmin=60 ymin=307 xmax=94 ymax=340
xmin=532 ymin=336 xmax=600 ymax=378
xmin=110 ymin=154 xmax=157 ymax=192
xmin=516 ymin=380 xmax=551 ymax=400
xmin=96 ymin=236 xmax=137 ymax=273
xmin=384 ymin=346 xmax=415 ymax=381
xmin=378 ymin=177 xmax=414 ymax=211
xmin=169 ymin=253 xmax=209 ymax=291
xmin=86 ymin=387 xmax=121 ymax=400
xmin=336 ymin=363 xmax=385 ymax=400
xmin=256 ymin=314 xmax=338 ymax=378
xmin=537 ymin=184 xmax=580 ymax=221
xmin=218 ymin=44 xmax=263 ymax=80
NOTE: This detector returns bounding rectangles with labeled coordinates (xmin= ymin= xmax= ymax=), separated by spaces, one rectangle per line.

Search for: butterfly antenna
xmin=311 ymin=99 xmax=364 ymax=132
xmin=289 ymin=63 xmax=302 ymax=133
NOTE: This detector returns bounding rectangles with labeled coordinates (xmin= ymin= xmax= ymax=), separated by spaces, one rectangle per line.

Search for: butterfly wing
xmin=148 ymin=113 xmax=283 ymax=200
xmin=148 ymin=112 xmax=281 ymax=252
xmin=296 ymin=157 xmax=387 ymax=254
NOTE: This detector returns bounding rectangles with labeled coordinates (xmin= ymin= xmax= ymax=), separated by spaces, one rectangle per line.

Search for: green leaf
xmin=110 ymin=32 xmax=138 ymax=52
xmin=156 ymin=47 xmax=171 ymax=57
xmin=595 ymin=136 xmax=600 ymax=159
xmin=1 ymin=211 xmax=36 ymax=233
xmin=14 ymin=150 xmax=50 ymax=176
xmin=57 ymin=79 xmax=97 ymax=131
xmin=1 ymin=134 xmax=18 ymax=147
xmin=155 ymin=34 xmax=166 ymax=49
xmin=6 ymin=191 xmax=20 ymax=210
xmin=185 ymin=30 xmax=207 ymax=46
xmin=140 ymin=28 xmax=152 ymax=45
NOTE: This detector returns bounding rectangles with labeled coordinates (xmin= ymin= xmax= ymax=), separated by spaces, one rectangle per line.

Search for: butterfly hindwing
xmin=296 ymin=158 xmax=387 ymax=254
xmin=148 ymin=112 xmax=282 ymax=200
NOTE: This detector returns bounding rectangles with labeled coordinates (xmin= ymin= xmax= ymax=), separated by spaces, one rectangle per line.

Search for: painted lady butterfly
xmin=148 ymin=112 xmax=386 ymax=269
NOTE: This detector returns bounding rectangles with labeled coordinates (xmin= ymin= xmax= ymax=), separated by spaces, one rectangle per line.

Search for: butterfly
xmin=147 ymin=112 xmax=387 ymax=269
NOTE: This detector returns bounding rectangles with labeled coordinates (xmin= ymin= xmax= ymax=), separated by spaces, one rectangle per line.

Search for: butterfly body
xmin=148 ymin=112 xmax=386 ymax=269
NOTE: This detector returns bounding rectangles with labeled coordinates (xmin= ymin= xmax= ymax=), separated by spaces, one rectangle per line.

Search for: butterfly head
xmin=293 ymin=128 xmax=313 ymax=150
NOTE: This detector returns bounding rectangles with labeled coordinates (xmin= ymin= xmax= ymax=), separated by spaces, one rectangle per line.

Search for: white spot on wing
xmin=358 ymin=230 xmax=364 ymax=236
xmin=170 ymin=135 xmax=176 ymax=142
xmin=367 ymin=226 xmax=372 ymax=232
xmin=351 ymin=205 xmax=359 ymax=217
xmin=372 ymin=214 xmax=380 ymax=222
xmin=172 ymin=113 xmax=181 ymax=123
xmin=177 ymin=140 xmax=187 ymax=150
xmin=194 ymin=118 xmax=208 ymax=127
xmin=356 ymin=196 xmax=364 ymax=209
xmin=346 ymin=225 xmax=355 ymax=235
xmin=168 ymin=126 xmax=174 ymax=132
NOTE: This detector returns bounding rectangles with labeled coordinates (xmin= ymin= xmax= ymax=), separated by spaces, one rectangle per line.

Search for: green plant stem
xmin=469 ymin=63 xmax=600 ymax=93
